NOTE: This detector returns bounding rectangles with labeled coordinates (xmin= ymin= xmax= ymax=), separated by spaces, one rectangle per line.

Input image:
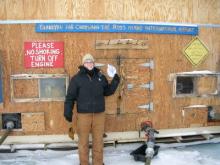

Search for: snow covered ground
xmin=0 ymin=141 xmax=220 ymax=165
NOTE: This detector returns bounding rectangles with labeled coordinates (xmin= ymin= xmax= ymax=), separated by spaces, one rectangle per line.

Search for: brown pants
xmin=77 ymin=112 xmax=105 ymax=165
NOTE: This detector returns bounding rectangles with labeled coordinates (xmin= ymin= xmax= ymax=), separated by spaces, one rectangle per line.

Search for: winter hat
xmin=82 ymin=53 xmax=95 ymax=64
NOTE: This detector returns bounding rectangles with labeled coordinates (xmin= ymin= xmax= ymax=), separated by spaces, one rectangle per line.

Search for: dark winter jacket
xmin=64 ymin=66 xmax=120 ymax=122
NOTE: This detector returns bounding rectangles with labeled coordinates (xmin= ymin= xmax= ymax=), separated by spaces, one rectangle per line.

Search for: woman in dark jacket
xmin=64 ymin=53 xmax=120 ymax=165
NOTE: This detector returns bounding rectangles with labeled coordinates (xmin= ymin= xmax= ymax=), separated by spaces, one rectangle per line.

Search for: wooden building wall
xmin=0 ymin=0 xmax=219 ymax=24
xmin=0 ymin=0 xmax=220 ymax=136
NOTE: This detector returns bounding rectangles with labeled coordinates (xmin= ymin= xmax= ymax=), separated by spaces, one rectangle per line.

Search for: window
xmin=11 ymin=74 xmax=68 ymax=102
xmin=40 ymin=78 xmax=66 ymax=98
xmin=170 ymin=71 xmax=220 ymax=97
xmin=176 ymin=76 xmax=194 ymax=94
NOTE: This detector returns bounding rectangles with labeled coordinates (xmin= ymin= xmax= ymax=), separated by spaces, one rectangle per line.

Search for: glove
xmin=68 ymin=127 xmax=75 ymax=140
xmin=64 ymin=109 xmax=73 ymax=122
xmin=68 ymin=123 xmax=75 ymax=140
xmin=113 ymin=74 xmax=120 ymax=82
xmin=107 ymin=64 xmax=116 ymax=78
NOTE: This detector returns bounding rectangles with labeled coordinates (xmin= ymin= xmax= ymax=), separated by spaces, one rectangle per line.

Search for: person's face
xmin=83 ymin=61 xmax=94 ymax=70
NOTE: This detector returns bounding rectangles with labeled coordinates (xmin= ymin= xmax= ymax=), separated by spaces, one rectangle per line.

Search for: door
xmin=96 ymin=57 xmax=153 ymax=115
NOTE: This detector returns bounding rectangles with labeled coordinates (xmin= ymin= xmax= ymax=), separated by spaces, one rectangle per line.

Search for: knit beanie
xmin=82 ymin=53 xmax=95 ymax=64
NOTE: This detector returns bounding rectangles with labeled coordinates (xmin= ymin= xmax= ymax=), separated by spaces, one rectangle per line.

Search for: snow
xmin=183 ymin=105 xmax=208 ymax=108
xmin=177 ymin=70 xmax=216 ymax=75
xmin=0 ymin=20 xmax=198 ymax=27
xmin=0 ymin=142 xmax=220 ymax=165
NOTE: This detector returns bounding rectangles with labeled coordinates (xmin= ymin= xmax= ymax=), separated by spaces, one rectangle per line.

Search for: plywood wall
xmin=0 ymin=23 xmax=220 ymax=135
xmin=0 ymin=0 xmax=219 ymax=24
xmin=0 ymin=0 xmax=219 ymax=135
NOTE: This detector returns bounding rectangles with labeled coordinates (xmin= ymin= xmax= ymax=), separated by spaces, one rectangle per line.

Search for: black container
xmin=130 ymin=144 xmax=160 ymax=162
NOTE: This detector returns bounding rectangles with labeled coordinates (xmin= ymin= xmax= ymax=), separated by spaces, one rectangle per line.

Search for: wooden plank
xmin=0 ymin=23 xmax=219 ymax=136
xmin=105 ymin=96 xmax=118 ymax=115
xmin=192 ymin=0 xmax=220 ymax=24
xmin=5 ymin=0 xmax=24 ymax=19
xmin=0 ymin=0 xmax=6 ymax=20
xmin=13 ymin=79 xmax=38 ymax=98
xmin=0 ymin=1 xmax=218 ymax=24
xmin=96 ymin=39 xmax=148 ymax=49
xmin=183 ymin=107 xmax=208 ymax=127
xmin=23 ymin=0 xmax=40 ymax=19
xmin=122 ymin=92 xmax=150 ymax=114
xmin=174 ymin=136 xmax=183 ymax=142
xmin=196 ymin=76 xmax=217 ymax=95
xmin=202 ymin=134 xmax=213 ymax=140
xmin=103 ymin=0 xmax=193 ymax=22
xmin=105 ymin=112 xmax=153 ymax=132
xmin=105 ymin=114 xmax=138 ymax=132
xmin=21 ymin=112 xmax=45 ymax=132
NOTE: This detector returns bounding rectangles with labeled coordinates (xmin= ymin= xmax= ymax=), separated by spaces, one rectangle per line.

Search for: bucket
xmin=130 ymin=144 xmax=160 ymax=162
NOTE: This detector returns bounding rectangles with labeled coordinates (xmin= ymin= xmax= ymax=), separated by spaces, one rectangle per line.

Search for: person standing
xmin=64 ymin=53 xmax=120 ymax=165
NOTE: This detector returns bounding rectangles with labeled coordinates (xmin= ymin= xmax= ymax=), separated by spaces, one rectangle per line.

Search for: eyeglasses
xmin=84 ymin=61 xmax=94 ymax=64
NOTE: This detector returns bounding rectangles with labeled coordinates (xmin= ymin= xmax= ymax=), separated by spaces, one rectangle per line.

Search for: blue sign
xmin=36 ymin=22 xmax=198 ymax=35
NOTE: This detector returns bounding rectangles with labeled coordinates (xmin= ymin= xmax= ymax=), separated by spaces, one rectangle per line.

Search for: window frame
xmin=10 ymin=74 xmax=69 ymax=102
xmin=170 ymin=71 xmax=220 ymax=98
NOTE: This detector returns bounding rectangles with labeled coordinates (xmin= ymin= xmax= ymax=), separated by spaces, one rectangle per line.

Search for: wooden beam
xmin=95 ymin=39 xmax=148 ymax=49
xmin=202 ymin=134 xmax=214 ymax=140
xmin=1 ymin=126 xmax=220 ymax=145
xmin=174 ymin=136 xmax=183 ymax=142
